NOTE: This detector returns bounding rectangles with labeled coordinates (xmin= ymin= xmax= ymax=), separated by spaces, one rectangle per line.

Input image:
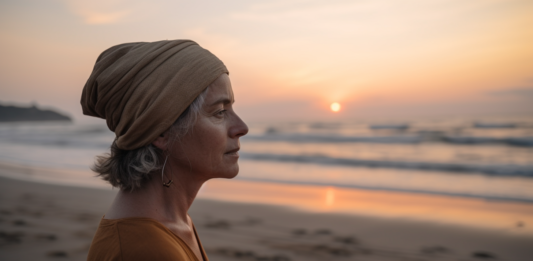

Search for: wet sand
xmin=1 ymin=174 xmax=533 ymax=260
xmin=200 ymin=178 xmax=533 ymax=233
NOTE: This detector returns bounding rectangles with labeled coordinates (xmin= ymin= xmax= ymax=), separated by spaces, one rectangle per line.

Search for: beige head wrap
xmin=81 ymin=40 xmax=228 ymax=150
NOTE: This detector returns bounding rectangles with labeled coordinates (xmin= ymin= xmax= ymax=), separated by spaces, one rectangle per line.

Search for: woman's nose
xmin=230 ymin=113 xmax=248 ymax=138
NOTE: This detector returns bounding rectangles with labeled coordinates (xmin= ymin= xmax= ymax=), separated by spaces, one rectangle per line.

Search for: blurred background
xmin=1 ymin=0 xmax=533 ymax=260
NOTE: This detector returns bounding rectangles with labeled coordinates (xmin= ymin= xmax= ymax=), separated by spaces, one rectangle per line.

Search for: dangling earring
xmin=161 ymin=155 xmax=173 ymax=188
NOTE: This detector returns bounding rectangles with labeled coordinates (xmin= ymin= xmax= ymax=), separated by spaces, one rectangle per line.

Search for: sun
xmin=330 ymin=102 xmax=341 ymax=112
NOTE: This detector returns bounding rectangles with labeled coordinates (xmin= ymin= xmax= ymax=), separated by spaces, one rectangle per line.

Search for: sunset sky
xmin=1 ymin=0 xmax=532 ymax=123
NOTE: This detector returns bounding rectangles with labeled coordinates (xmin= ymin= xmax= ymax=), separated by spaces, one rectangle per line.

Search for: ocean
xmin=0 ymin=117 xmax=532 ymax=202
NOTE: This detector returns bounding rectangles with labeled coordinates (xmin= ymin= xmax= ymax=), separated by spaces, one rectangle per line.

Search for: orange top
xmin=87 ymin=217 xmax=209 ymax=261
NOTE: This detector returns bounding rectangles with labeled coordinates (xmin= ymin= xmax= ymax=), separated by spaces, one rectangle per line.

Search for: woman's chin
xmin=220 ymin=165 xmax=240 ymax=179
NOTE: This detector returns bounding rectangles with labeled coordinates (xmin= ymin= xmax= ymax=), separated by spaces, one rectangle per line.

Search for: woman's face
xmin=167 ymin=74 xmax=248 ymax=180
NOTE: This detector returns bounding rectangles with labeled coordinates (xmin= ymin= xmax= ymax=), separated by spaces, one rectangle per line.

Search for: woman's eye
xmin=216 ymin=110 xmax=227 ymax=117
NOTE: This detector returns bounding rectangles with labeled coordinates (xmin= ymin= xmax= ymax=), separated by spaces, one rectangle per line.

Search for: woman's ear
xmin=152 ymin=132 xmax=168 ymax=151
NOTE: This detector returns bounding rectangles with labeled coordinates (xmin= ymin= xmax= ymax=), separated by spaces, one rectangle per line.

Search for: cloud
xmin=81 ymin=10 xmax=131 ymax=25
xmin=229 ymin=0 xmax=512 ymax=35
xmin=61 ymin=0 xmax=156 ymax=24
xmin=489 ymin=87 xmax=533 ymax=97
xmin=236 ymin=99 xmax=323 ymax=121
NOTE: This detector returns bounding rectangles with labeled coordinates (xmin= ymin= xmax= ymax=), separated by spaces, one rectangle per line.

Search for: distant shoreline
xmin=0 ymin=104 xmax=71 ymax=122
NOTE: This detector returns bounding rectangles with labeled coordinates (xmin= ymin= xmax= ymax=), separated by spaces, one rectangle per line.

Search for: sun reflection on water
xmin=325 ymin=187 xmax=335 ymax=206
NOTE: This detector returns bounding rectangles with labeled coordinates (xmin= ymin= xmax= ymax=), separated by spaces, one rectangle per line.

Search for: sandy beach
xmin=2 ymin=0 xmax=533 ymax=259
xmin=1 ymin=168 xmax=533 ymax=261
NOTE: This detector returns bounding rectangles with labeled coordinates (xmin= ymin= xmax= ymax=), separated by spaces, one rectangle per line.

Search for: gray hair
xmin=92 ymin=87 xmax=209 ymax=191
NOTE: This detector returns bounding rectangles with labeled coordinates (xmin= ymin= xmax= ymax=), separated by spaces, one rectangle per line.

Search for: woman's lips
xmin=224 ymin=148 xmax=240 ymax=156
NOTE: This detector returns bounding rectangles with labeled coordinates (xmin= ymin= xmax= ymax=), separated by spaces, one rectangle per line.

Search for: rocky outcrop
xmin=0 ymin=104 xmax=71 ymax=122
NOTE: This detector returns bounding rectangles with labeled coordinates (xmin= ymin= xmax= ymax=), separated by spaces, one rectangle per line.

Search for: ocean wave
xmin=4 ymin=131 xmax=533 ymax=150
xmin=473 ymin=122 xmax=518 ymax=129
xmin=441 ymin=136 xmax=533 ymax=147
xmin=240 ymin=152 xmax=533 ymax=177
xmin=244 ymin=134 xmax=423 ymax=144
xmin=369 ymin=124 xmax=409 ymax=130
xmin=3 ymin=136 xmax=112 ymax=149
xmin=0 ymin=124 xmax=114 ymax=149
xmin=243 ymin=133 xmax=533 ymax=147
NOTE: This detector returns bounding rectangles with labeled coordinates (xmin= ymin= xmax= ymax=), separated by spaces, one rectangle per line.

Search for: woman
xmin=81 ymin=40 xmax=248 ymax=261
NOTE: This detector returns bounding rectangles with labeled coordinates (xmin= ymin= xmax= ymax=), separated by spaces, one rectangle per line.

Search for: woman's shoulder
xmin=87 ymin=217 xmax=198 ymax=261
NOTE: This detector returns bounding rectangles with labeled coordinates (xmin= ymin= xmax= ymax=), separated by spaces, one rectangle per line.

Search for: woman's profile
xmin=81 ymin=40 xmax=248 ymax=261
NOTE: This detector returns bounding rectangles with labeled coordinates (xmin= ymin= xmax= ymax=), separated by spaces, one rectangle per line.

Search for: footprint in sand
xmin=47 ymin=250 xmax=68 ymax=258
xmin=205 ymin=220 xmax=231 ymax=229
xmin=472 ymin=251 xmax=496 ymax=259
xmin=292 ymin=228 xmax=307 ymax=235
xmin=35 ymin=233 xmax=57 ymax=241
xmin=212 ymin=247 xmax=291 ymax=261
xmin=312 ymin=244 xmax=351 ymax=257
xmin=421 ymin=246 xmax=451 ymax=255
xmin=0 ymin=231 xmax=25 ymax=245
xmin=12 ymin=219 xmax=27 ymax=226
xmin=333 ymin=236 xmax=357 ymax=245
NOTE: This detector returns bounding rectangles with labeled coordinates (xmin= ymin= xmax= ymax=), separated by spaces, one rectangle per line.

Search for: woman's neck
xmin=104 ymin=169 xmax=205 ymax=225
